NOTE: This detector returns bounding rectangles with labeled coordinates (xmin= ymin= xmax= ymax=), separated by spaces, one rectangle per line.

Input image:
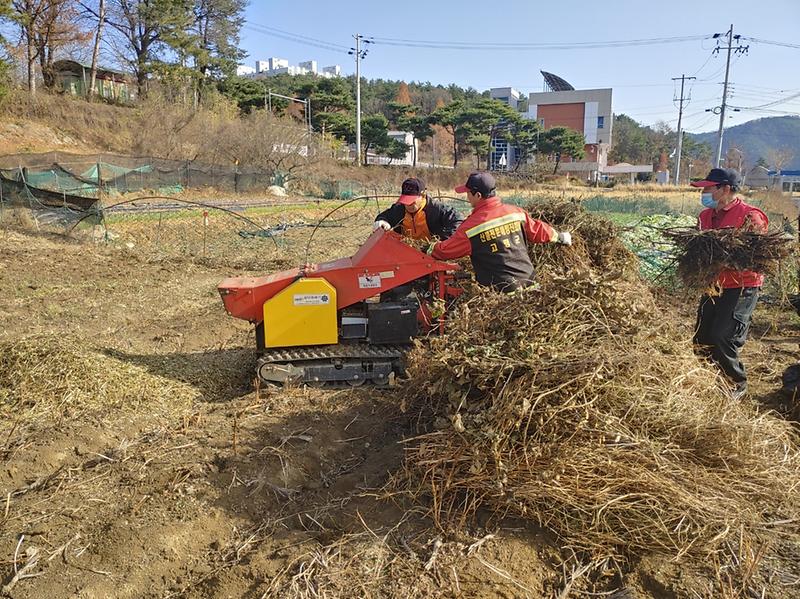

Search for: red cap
xmin=397 ymin=177 xmax=425 ymax=205
xmin=690 ymin=168 xmax=741 ymax=188
xmin=690 ymin=180 xmax=720 ymax=188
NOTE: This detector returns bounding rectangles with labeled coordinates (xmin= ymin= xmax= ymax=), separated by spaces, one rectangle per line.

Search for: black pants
xmin=693 ymin=287 xmax=759 ymax=384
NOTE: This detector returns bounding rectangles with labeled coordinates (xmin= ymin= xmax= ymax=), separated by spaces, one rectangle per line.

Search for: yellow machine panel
xmin=263 ymin=278 xmax=338 ymax=348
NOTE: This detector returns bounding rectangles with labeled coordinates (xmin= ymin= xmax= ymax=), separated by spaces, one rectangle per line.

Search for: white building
xmin=299 ymin=60 xmax=317 ymax=75
xmin=268 ymin=57 xmax=288 ymax=71
xmin=490 ymin=87 xmax=521 ymax=110
xmin=243 ymin=58 xmax=342 ymax=79
xmin=388 ymin=131 xmax=417 ymax=165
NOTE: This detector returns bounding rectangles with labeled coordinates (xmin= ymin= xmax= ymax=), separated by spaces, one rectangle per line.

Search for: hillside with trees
xmin=2 ymin=1 xmax=795 ymax=178
xmin=689 ymin=116 xmax=800 ymax=171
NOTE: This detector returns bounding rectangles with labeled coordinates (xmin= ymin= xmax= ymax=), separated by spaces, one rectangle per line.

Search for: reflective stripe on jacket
xmin=432 ymin=196 xmax=556 ymax=290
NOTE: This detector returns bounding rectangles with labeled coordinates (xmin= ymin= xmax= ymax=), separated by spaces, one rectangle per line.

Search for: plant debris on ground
xmin=394 ymin=203 xmax=800 ymax=587
xmin=0 ymin=334 xmax=198 ymax=425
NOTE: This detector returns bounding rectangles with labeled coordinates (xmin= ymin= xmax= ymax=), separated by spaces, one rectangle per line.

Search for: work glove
xmin=556 ymin=231 xmax=572 ymax=246
xmin=373 ymin=220 xmax=391 ymax=231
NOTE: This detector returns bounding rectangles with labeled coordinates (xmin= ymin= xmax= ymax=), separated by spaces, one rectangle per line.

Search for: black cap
xmin=691 ymin=167 xmax=742 ymax=189
xmin=455 ymin=171 xmax=496 ymax=197
xmin=397 ymin=177 xmax=426 ymax=205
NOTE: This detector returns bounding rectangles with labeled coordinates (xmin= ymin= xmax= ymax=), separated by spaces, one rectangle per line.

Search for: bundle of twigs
xmin=663 ymin=227 xmax=794 ymax=290
xmin=393 ymin=204 xmax=800 ymax=562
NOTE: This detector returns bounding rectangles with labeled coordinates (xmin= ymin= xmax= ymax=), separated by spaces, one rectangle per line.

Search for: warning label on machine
xmin=358 ymin=274 xmax=382 ymax=289
xmin=293 ymin=293 xmax=331 ymax=306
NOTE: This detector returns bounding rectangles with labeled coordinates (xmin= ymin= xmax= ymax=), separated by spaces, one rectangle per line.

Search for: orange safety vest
xmin=401 ymin=197 xmax=432 ymax=240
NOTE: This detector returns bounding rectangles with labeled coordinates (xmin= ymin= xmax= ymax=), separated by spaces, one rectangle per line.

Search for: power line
xmin=729 ymin=82 xmax=800 ymax=92
xmin=730 ymin=93 xmax=800 ymax=108
xmin=682 ymin=114 xmax=717 ymax=132
xmin=244 ymin=22 xmax=350 ymax=54
xmin=727 ymin=107 xmax=800 ymax=116
xmin=691 ymin=49 xmax=717 ymax=78
xmin=743 ymin=37 xmax=800 ymax=50
xmin=368 ymin=34 xmax=710 ymax=51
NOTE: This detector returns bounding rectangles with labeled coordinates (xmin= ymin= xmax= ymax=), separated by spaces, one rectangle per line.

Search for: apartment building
xmin=245 ymin=57 xmax=342 ymax=79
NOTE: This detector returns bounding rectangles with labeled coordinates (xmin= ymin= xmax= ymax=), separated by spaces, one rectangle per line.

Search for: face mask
xmin=701 ymin=192 xmax=718 ymax=209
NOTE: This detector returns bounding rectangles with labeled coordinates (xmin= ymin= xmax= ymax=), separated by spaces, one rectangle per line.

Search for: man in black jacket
xmin=374 ymin=177 xmax=462 ymax=240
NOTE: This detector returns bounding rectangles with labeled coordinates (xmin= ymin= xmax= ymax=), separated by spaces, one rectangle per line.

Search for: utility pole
xmin=349 ymin=34 xmax=372 ymax=166
xmin=712 ymin=25 xmax=748 ymax=167
xmin=672 ymin=74 xmax=695 ymax=184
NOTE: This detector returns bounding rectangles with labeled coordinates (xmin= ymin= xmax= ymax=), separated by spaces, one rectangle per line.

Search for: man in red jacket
xmin=690 ymin=167 xmax=768 ymax=400
xmin=429 ymin=171 xmax=571 ymax=291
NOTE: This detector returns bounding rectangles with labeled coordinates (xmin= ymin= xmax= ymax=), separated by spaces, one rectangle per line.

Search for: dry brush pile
xmin=396 ymin=201 xmax=800 ymax=563
xmin=663 ymin=227 xmax=795 ymax=291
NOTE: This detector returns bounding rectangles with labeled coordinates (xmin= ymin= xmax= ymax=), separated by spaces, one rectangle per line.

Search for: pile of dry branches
xmin=527 ymin=200 xmax=637 ymax=276
xmin=664 ymin=227 xmax=795 ymax=290
xmin=396 ymin=205 xmax=800 ymax=560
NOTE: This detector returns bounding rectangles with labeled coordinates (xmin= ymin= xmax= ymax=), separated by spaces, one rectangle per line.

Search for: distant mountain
xmin=688 ymin=116 xmax=800 ymax=170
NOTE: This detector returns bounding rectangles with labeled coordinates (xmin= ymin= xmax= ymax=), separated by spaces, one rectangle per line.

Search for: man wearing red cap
xmin=374 ymin=177 xmax=462 ymax=240
xmin=428 ymin=171 xmax=572 ymax=292
xmin=690 ymin=167 xmax=768 ymax=400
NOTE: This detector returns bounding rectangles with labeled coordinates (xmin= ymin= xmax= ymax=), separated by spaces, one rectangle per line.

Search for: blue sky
xmin=241 ymin=0 xmax=800 ymax=133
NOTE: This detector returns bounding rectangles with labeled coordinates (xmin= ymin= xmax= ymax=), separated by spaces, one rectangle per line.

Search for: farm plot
xmin=1 ymin=196 xmax=800 ymax=598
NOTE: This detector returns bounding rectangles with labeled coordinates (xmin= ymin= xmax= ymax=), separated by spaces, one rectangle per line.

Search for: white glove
xmin=557 ymin=231 xmax=572 ymax=246
xmin=373 ymin=220 xmax=391 ymax=231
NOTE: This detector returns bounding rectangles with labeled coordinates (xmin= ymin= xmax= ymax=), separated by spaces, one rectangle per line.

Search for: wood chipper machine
xmin=218 ymin=229 xmax=463 ymax=385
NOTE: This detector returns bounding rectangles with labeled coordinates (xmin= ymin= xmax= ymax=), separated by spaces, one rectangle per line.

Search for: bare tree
xmin=10 ymin=0 xmax=90 ymax=93
xmin=11 ymin=0 xmax=47 ymax=93
xmin=87 ymin=0 xmax=103 ymax=97
xmin=35 ymin=0 xmax=89 ymax=88
xmin=725 ymin=145 xmax=746 ymax=173
xmin=767 ymin=147 xmax=794 ymax=175
xmin=81 ymin=0 xmax=190 ymax=97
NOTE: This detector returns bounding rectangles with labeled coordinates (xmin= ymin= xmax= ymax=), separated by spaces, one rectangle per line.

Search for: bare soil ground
xmin=1 ymin=224 xmax=799 ymax=599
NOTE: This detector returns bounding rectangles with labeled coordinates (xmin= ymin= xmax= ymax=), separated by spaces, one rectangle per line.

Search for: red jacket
xmin=698 ymin=197 xmax=768 ymax=288
xmin=432 ymin=196 xmax=556 ymax=290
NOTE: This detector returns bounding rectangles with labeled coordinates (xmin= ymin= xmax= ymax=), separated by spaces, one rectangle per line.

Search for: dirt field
xmin=1 ymin=213 xmax=800 ymax=598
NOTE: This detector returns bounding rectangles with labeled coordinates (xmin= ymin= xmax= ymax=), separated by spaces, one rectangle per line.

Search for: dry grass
xmin=394 ymin=203 xmax=800 ymax=566
xmin=0 ymin=90 xmax=136 ymax=153
xmin=0 ymin=334 xmax=198 ymax=426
